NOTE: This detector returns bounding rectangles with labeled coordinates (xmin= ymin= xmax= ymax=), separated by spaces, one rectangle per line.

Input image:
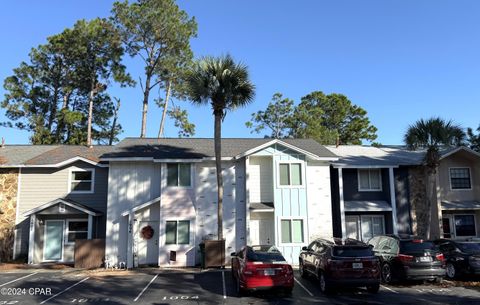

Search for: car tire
xmin=319 ymin=271 xmax=333 ymax=294
xmin=299 ymin=261 xmax=308 ymax=278
xmin=446 ymin=262 xmax=456 ymax=279
xmin=367 ymin=284 xmax=380 ymax=294
xmin=284 ymin=287 xmax=293 ymax=295
xmin=381 ymin=263 xmax=393 ymax=284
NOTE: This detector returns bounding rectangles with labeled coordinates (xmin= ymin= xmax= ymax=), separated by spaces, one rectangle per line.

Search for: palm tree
xmin=186 ymin=55 xmax=255 ymax=241
xmin=404 ymin=117 xmax=465 ymax=239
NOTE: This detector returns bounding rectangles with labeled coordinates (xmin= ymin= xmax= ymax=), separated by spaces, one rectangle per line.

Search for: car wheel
xmin=381 ymin=263 xmax=393 ymax=284
xmin=319 ymin=271 xmax=333 ymax=294
xmin=367 ymin=284 xmax=380 ymax=294
xmin=299 ymin=261 xmax=308 ymax=278
xmin=446 ymin=262 xmax=456 ymax=279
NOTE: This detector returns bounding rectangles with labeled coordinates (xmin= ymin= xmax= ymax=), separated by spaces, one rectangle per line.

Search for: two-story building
xmin=101 ymin=138 xmax=338 ymax=267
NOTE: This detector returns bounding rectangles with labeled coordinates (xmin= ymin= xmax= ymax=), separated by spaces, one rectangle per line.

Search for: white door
xmin=138 ymin=221 xmax=159 ymax=265
xmin=259 ymin=219 xmax=274 ymax=245
xmin=345 ymin=216 xmax=360 ymax=240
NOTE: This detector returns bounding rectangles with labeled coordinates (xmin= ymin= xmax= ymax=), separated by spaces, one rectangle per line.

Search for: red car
xmin=231 ymin=245 xmax=294 ymax=295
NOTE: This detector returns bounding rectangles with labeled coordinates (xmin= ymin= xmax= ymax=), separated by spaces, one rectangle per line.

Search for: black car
xmin=434 ymin=239 xmax=480 ymax=279
xmin=368 ymin=235 xmax=446 ymax=283
xmin=299 ymin=238 xmax=380 ymax=294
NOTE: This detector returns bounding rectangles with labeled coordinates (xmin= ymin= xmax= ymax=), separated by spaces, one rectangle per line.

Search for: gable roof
xmin=23 ymin=198 xmax=103 ymax=216
xmin=101 ymin=138 xmax=338 ymax=160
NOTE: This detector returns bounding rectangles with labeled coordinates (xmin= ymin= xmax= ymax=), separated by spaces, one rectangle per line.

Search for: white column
xmin=389 ymin=167 xmax=398 ymax=234
xmin=27 ymin=214 xmax=36 ymax=264
xmin=245 ymin=157 xmax=251 ymax=245
xmin=126 ymin=212 xmax=134 ymax=269
xmin=87 ymin=215 xmax=93 ymax=239
xmin=338 ymin=168 xmax=346 ymax=238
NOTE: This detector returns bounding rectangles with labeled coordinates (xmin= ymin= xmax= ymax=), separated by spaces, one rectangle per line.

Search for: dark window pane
xmin=165 ymin=221 xmax=177 ymax=244
xmin=71 ymin=181 xmax=92 ymax=191
xmin=450 ymin=168 xmax=471 ymax=189
xmin=400 ymin=241 xmax=436 ymax=252
xmin=177 ymin=221 xmax=190 ymax=244
xmin=247 ymin=246 xmax=285 ymax=262
xmin=333 ymin=246 xmax=374 ymax=257
xmin=167 ymin=164 xmax=178 ymax=186
xmin=72 ymin=171 xmax=92 ymax=181
xmin=455 ymin=215 xmax=476 ymax=236
xmin=179 ymin=164 xmax=191 ymax=187
xmin=68 ymin=232 xmax=88 ymax=242
xmin=68 ymin=221 xmax=88 ymax=231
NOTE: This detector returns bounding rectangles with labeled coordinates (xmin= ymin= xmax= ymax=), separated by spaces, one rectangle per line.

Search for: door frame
xmin=43 ymin=220 xmax=65 ymax=262
xmin=442 ymin=215 xmax=454 ymax=238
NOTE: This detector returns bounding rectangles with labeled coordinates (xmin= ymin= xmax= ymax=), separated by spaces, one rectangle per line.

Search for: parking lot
xmin=0 ymin=269 xmax=479 ymax=305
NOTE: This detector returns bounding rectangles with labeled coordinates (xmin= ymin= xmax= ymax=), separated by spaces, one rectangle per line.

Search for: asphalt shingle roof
xmin=102 ymin=138 xmax=338 ymax=159
xmin=0 ymin=145 xmax=59 ymax=166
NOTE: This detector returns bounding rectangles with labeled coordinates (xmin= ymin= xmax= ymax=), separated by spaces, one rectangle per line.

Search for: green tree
xmin=186 ymin=55 xmax=255 ymax=241
xmin=404 ymin=117 xmax=465 ymax=239
xmin=245 ymin=93 xmax=294 ymax=138
xmin=112 ymin=0 xmax=197 ymax=138
xmin=467 ymin=125 xmax=480 ymax=152
xmin=291 ymin=91 xmax=377 ymax=145
xmin=1 ymin=19 xmax=129 ymax=145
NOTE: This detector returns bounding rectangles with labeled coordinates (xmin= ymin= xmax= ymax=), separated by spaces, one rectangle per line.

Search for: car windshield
xmin=458 ymin=243 xmax=480 ymax=254
xmin=400 ymin=240 xmax=436 ymax=252
xmin=247 ymin=246 xmax=286 ymax=262
xmin=332 ymin=246 xmax=374 ymax=257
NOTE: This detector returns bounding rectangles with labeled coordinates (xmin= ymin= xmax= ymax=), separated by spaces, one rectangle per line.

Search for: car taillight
xmin=282 ymin=265 xmax=293 ymax=275
xmin=244 ymin=262 xmax=257 ymax=275
xmin=436 ymin=253 xmax=444 ymax=262
xmin=412 ymin=239 xmax=423 ymax=243
xmin=399 ymin=254 xmax=414 ymax=262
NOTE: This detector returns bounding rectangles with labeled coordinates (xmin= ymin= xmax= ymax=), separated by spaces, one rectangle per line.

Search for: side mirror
xmin=231 ymin=252 xmax=237 ymax=257
xmin=302 ymin=246 xmax=309 ymax=251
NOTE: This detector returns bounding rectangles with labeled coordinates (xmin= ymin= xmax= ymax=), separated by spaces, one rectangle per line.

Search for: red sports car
xmin=231 ymin=245 xmax=294 ymax=295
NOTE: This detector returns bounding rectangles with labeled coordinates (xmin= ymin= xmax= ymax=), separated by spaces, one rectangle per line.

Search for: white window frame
xmin=357 ymin=169 xmax=382 ymax=192
xmin=453 ymin=214 xmax=477 ymax=237
xmin=42 ymin=220 xmax=65 ymax=262
xmin=164 ymin=219 xmax=191 ymax=245
xmin=276 ymin=160 xmax=305 ymax=188
xmin=165 ymin=163 xmax=193 ymax=188
xmin=65 ymin=218 xmax=89 ymax=245
xmin=360 ymin=215 xmax=385 ymax=241
xmin=278 ymin=217 xmax=307 ymax=246
xmin=68 ymin=168 xmax=95 ymax=194
xmin=449 ymin=167 xmax=472 ymax=191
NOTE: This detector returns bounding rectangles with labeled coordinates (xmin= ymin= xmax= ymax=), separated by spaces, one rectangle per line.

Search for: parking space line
xmin=40 ymin=277 xmax=89 ymax=304
xmin=134 ymin=274 xmax=158 ymax=302
xmin=294 ymin=278 xmax=314 ymax=297
xmin=221 ymin=271 xmax=227 ymax=299
xmin=381 ymin=285 xmax=398 ymax=294
xmin=0 ymin=272 xmax=39 ymax=287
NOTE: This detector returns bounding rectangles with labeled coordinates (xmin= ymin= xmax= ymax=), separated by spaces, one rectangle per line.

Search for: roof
xmin=0 ymin=145 xmax=114 ymax=167
xmin=23 ymin=198 xmax=103 ymax=216
xmin=441 ymin=201 xmax=480 ymax=211
xmin=101 ymin=138 xmax=338 ymax=160
xmin=344 ymin=200 xmax=392 ymax=212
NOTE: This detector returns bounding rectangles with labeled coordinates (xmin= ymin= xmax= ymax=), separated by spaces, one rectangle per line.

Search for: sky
xmin=0 ymin=0 xmax=479 ymax=145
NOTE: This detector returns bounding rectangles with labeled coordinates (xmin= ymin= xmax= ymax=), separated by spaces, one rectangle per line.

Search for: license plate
xmin=264 ymin=269 xmax=275 ymax=276
xmin=417 ymin=256 xmax=432 ymax=262
xmin=352 ymin=263 xmax=363 ymax=269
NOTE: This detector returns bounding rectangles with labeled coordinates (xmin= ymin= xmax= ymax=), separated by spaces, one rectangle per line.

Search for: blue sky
xmin=0 ymin=0 xmax=479 ymax=145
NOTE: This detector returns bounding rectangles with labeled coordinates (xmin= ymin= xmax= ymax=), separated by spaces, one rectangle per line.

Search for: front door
xmin=44 ymin=220 xmax=64 ymax=261
xmin=442 ymin=216 xmax=453 ymax=238
xmin=138 ymin=221 xmax=159 ymax=265
xmin=345 ymin=216 xmax=360 ymax=240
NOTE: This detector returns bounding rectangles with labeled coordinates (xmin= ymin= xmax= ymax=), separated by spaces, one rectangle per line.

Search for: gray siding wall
xmin=342 ymin=168 xmax=391 ymax=202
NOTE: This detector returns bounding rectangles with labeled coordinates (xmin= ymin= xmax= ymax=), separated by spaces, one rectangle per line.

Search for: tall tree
xmin=112 ymin=0 xmax=197 ymax=138
xmin=404 ymin=117 xmax=465 ymax=239
xmin=245 ymin=93 xmax=294 ymax=138
xmin=186 ymin=55 xmax=255 ymax=241
xmin=291 ymin=91 xmax=377 ymax=145
xmin=467 ymin=125 xmax=480 ymax=152
xmin=1 ymin=19 xmax=129 ymax=145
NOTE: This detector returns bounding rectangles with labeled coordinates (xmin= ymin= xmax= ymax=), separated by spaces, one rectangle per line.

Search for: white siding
xmin=248 ymin=156 xmax=273 ymax=203
xmin=306 ymin=162 xmax=333 ymax=239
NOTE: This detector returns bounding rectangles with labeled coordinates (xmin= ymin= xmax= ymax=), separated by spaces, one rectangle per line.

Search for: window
xmin=165 ymin=220 xmax=190 ymax=245
xmin=66 ymin=220 xmax=88 ymax=243
xmin=167 ymin=163 xmax=191 ymax=187
xmin=450 ymin=168 xmax=471 ymax=190
xmin=279 ymin=163 xmax=302 ymax=186
xmin=70 ymin=169 xmax=94 ymax=193
xmin=360 ymin=215 xmax=385 ymax=242
xmin=358 ymin=169 xmax=382 ymax=191
xmin=280 ymin=219 xmax=304 ymax=243
xmin=455 ymin=215 xmax=476 ymax=236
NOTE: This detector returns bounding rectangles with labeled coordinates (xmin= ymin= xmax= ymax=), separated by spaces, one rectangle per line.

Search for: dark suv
xmin=434 ymin=239 xmax=480 ymax=279
xmin=299 ymin=238 xmax=380 ymax=294
xmin=368 ymin=235 xmax=446 ymax=283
